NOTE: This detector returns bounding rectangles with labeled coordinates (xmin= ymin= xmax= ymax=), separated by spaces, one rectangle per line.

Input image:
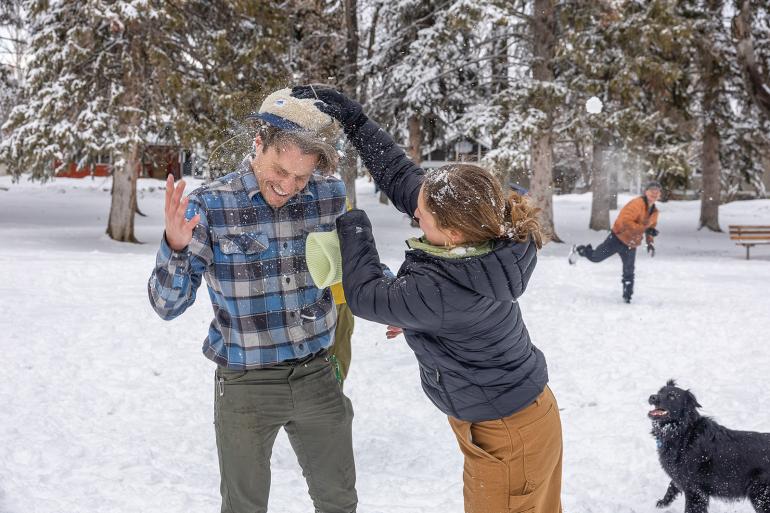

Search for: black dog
xmin=648 ymin=380 xmax=770 ymax=513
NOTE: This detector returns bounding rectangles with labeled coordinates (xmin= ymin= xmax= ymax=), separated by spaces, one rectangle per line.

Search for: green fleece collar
xmin=406 ymin=237 xmax=494 ymax=259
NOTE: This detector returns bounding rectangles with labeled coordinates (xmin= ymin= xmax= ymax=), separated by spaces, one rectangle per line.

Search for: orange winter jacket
xmin=612 ymin=196 xmax=659 ymax=248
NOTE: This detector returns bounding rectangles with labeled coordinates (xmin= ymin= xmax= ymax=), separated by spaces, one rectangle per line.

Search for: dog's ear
xmin=684 ymin=390 xmax=702 ymax=409
xmin=667 ymin=378 xmax=677 ymax=387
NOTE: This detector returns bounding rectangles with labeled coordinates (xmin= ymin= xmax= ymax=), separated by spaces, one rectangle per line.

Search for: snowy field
xmin=1 ymin=173 xmax=769 ymax=513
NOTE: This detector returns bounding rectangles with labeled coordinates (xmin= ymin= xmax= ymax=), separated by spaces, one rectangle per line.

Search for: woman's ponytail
xmin=504 ymin=192 xmax=547 ymax=249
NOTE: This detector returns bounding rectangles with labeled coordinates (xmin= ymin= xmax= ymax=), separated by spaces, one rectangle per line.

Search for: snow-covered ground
xmin=1 ymin=174 xmax=769 ymax=513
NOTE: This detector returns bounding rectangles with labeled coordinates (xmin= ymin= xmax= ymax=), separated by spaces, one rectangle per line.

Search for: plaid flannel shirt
xmin=148 ymin=159 xmax=347 ymax=369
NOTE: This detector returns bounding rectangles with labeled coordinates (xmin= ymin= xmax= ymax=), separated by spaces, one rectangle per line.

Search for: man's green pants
xmin=214 ymin=351 xmax=357 ymax=513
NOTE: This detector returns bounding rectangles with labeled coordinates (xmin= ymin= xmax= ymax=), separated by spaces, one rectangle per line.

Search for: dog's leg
xmin=657 ymin=481 xmax=681 ymax=508
xmin=683 ymin=491 xmax=708 ymax=513
xmin=748 ymin=481 xmax=770 ymax=513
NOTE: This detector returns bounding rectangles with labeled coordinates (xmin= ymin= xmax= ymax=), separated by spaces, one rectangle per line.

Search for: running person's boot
xmin=568 ymin=244 xmax=589 ymax=265
xmin=622 ymin=280 xmax=634 ymax=303
xmin=568 ymin=245 xmax=579 ymax=265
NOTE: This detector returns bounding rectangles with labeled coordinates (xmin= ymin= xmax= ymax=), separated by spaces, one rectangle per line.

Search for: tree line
xmin=1 ymin=0 xmax=768 ymax=243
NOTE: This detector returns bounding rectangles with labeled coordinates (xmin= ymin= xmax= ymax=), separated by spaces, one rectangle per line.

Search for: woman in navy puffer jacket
xmin=292 ymin=86 xmax=563 ymax=513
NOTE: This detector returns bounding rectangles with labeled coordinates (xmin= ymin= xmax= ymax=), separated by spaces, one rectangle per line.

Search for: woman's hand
xmin=385 ymin=326 xmax=404 ymax=340
xmin=291 ymin=85 xmax=364 ymax=129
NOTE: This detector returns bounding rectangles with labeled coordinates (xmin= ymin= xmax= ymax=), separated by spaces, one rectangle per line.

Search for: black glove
xmin=645 ymin=227 xmax=659 ymax=237
xmin=336 ymin=208 xmax=372 ymax=234
xmin=647 ymin=243 xmax=655 ymax=257
xmin=291 ymin=85 xmax=366 ymax=132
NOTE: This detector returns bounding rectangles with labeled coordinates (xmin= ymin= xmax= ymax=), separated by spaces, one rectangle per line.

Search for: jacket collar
xmin=406 ymin=237 xmax=537 ymax=301
xmin=642 ymin=195 xmax=657 ymax=215
xmin=406 ymin=236 xmax=494 ymax=259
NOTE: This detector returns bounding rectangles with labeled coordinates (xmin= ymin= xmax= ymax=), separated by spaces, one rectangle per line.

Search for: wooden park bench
xmin=729 ymin=225 xmax=770 ymax=259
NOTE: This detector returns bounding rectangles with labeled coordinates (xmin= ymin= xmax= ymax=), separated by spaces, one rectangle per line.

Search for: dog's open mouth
xmin=648 ymin=408 xmax=669 ymax=419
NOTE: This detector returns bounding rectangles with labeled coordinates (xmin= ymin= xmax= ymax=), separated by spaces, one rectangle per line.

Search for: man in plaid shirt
xmin=148 ymin=88 xmax=357 ymax=513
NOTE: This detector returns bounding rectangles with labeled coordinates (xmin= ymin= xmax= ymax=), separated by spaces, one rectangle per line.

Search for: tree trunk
xmin=608 ymin=164 xmax=618 ymax=211
xmin=339 ymin=147 xmax=358 ymax=209
xmin=530 ymin=132 xmax=560 ymax=241
xmin=733 ymin=0 xmax=770 ymax=120
xmin=406 ymin=115 xmax=421 ymax=218
xmin=343 ymin=0 xmax=358 ymax=92
xmin=589 ymin=133 xmax=611 ymax=230
xmin=107 ymin=144 xmax=140 ymax=242
xmin=575 ymin=140 xmax=591 ymax=192
xmin=359 ymin=1 xmax=381 ymax=107
xmin=107 ymin=26 xmax=142 ymax=243
xmin=700 ymin=121 xmax=722 ymax=231
xmin=407 ymin=114 xmax=422 ymax=164
xmin=339 ymin=0 xmax=359 ymax=209
xmin=490 ymin=27 xmax=511 ymax=190
xmin=699 ymin=5 xmax=723 ymax=232
xmin=529 ymin=0 xmax=560 ymax=242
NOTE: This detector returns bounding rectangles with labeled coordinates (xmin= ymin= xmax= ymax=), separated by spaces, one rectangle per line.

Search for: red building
xmin=56 ymin=144 xmax=189 ymax=180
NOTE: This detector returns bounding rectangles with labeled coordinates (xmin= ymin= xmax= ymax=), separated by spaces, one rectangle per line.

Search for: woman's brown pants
xmin=448 ymin=386 xmax=563 ymax=513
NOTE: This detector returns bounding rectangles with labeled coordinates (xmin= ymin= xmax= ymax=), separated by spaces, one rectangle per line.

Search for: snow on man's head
xmin=585 ymin=96 xmax=603 ymax=114
xmin=247 ymin=88 xmax=341 ymax=141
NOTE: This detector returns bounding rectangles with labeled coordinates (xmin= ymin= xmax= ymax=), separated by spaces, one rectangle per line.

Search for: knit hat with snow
xmin=305 ymin=230 xmax=343 ymax=288
xmin=644 ymin=180 xmax=662 ymax=191
xmin=247 ymin=88 xmax=341 ymax=140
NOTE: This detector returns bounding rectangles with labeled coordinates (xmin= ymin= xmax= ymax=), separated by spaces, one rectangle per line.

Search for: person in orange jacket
xmin=568 ymin=181 xmax=661 ymax=303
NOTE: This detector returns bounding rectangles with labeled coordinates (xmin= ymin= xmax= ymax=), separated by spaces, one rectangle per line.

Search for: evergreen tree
xmin=0 ymin=0 xmax=25 ymax=85
xmin=363 ymin=0 xmax=490 ymax=165
xmin=731 ymin=0 xmax=770 ymax=196
xmin=734 ymin=0 xmax=770 ymax=120
xmin=164 ymin=0 xmax=290 ymax=175
xmin=557 ymin=1 xmax=699 ymax=228
xmin=286 ymin=0 xmax=361 ymax=207
xmin=1 ymin=0 xmax=289 ymax=242
xmin=0 ymin=64 xmax=18 ymax=130
xmin=694 ymin=0 xmax=728 ymax=231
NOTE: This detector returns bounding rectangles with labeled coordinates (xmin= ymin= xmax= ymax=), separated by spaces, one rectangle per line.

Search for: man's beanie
xmin=247 ymin=88 xmax=341 ymax=140
xmin=645 ymin=180 xmax=662 ymax=191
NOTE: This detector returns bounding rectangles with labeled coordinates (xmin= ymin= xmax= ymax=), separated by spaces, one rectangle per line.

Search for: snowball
xmin=586 ymin=96 xmax=603 ymax=114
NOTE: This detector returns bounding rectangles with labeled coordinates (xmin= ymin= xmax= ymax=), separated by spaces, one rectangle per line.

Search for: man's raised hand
xmin=164 ymin=174 xmax=200 ymax=252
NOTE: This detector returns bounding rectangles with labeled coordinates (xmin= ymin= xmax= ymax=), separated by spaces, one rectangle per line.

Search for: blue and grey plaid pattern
xmin=148 ymin=159 xmax=347 ymax=369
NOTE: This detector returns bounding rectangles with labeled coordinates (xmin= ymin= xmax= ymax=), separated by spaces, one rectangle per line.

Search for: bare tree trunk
xmin=339 ymin=148 xmax=358 ymax=208
xmin=575 ymin=140 xmax=591 ymax=192
xmin=530 ymin=132 xmax=560 ymax=241
xmin=338 ymin=0 xmax=359 ymax=209
xmin=407 ymin=114 xmax=422 ymax=164
xmin=733 ymin=0 xmax=770 ymax=119
xmin=358 ymin=1 xmax=381 ymax=106
xmin=589 ymin=133 xmax=610 ymax=230
xmin=608 ymin=165 xmax=618 ymax=211
xmin=406 ymin=114 xmax=421 ymax=217
xmin=529 ymin=0 xmax=560 ymax=242
xmin=489 ymin=27 xmax=511 ymax=190
xmin=699 ymin=3 xmax=723 ymax=232
xmin=107 ymin=27 xmax=142 ymax=243
xmin=700 ymin=121 xmax=722 ymax=231
xmin=108 ymin=144 xmax=140 ymax=242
